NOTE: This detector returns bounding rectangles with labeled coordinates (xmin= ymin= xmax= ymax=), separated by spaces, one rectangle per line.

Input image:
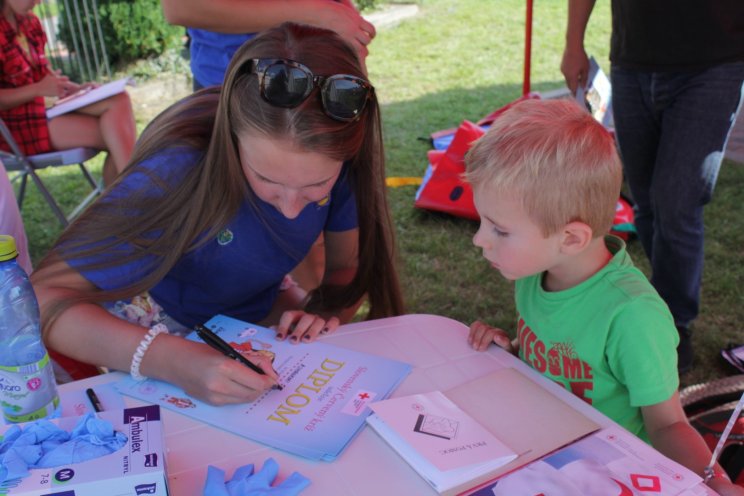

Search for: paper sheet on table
xmin=116 ymin=315 xmax=412 ymax=461
xmin=441 ymin=367 xmax=601 ymax=496
xmin=470 ymin=425 xmax=703 ymax=496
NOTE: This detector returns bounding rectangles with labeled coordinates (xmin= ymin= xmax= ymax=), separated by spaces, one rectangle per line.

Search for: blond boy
xmin=464 ymin=99 xmax=741 ymax=494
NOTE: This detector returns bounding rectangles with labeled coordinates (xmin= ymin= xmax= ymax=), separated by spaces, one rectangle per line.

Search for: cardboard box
xmin=0 ymin=405 xmax=168 ymax=496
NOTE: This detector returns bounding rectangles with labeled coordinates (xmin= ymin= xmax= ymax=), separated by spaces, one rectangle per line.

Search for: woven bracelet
xmin=130 ymin=323 xmax=169 ymax=381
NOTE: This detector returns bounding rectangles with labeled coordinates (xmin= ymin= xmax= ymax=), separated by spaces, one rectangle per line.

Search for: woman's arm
xmin=318 ymin=228 xmax=361 ymax=321
xmin=0 ymin=71 xmax=78 ymax=111
xmin=160 ymin=0 xmax=375 ymax=58
xmin=34 ymin=259 xmax=279 ymax=404
xmin=266 ymin=228 xmax=360 ymax=341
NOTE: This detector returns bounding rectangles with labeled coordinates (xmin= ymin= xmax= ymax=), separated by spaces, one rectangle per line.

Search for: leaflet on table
xmin=467 ymin=425 xmax=703 ymax=496
xmin=367 ymin=391 xmax=517 ymax=493
xmin=46 ymin=77 xmax=133 ymax=118
xmin=116 ymin=314 xmax=412 ymax=461
xmin=367 ymin=367 xmax=601 ymax=496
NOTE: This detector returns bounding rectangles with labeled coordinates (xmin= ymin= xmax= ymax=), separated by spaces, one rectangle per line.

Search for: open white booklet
xmin=47 ymin=77 xmax=133 ymax=119
xmin=367 ymin=391 xmax=517 ymax=494
xmin=367 ymin=367 xmax=601 ymax=495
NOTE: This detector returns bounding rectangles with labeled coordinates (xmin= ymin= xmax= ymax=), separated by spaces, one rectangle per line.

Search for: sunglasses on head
xmin=245 ymin=58 xmax=373 ymax=122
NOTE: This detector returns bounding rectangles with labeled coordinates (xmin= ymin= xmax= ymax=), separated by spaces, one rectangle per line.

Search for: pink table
xmin=60 ymin=314 xmax=713 ymax=495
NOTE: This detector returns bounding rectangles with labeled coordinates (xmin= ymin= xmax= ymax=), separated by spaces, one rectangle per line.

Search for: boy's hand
xmin=707 ymin=477 xmax=744 ymax=495
xmin=468 ymin=320 xmax=515 ymax=354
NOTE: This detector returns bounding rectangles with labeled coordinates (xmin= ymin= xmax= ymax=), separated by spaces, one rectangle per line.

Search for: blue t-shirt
xmin=69 ymin=147 xmax=358 ymax=327
xmin=188 ymin=29 xmax=255 ymax=88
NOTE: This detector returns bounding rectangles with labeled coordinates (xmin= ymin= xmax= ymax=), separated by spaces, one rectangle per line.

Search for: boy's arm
xmin=642 ymin=393 xmax=744 ymax=495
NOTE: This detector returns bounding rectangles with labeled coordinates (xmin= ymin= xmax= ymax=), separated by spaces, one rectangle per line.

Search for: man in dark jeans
xmin=561 ymin=0 xmax=744 ymax=374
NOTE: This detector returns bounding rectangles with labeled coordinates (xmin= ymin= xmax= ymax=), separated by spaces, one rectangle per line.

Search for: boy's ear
xmin=559 ymin=221 xmax=594 ymax=254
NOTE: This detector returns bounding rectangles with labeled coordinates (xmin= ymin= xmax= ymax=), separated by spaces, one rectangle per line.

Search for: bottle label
xmin=0 ymin=352 xmax=60 ymax=422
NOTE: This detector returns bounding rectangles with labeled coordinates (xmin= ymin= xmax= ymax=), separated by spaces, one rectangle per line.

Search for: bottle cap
xmin=0 ymin=235 xmax=19 ymax=262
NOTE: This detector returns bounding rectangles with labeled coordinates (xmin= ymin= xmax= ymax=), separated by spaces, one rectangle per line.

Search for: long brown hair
xmin=34 ymin=22 xmax=404 ymax=330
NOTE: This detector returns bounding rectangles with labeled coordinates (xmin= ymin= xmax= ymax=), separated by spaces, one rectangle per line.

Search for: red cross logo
xmin=631 ymin=474 xmax=661 ymax=492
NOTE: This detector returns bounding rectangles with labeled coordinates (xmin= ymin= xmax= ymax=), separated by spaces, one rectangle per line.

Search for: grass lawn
xmin=15 ymin=0 xmax=744 ymax=388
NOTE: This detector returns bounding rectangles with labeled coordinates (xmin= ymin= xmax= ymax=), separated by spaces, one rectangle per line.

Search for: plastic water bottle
xmin=0 ymin=235 xmax=60 ymax=423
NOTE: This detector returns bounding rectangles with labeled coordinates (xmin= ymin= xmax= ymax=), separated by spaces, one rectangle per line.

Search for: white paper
xmin=47 ymin=77 xmax=132 ymax=119
xmin=367 ymin=391 xmax=517 ymax=493
xmin=476 ymin=426 xmax=702 ymax=496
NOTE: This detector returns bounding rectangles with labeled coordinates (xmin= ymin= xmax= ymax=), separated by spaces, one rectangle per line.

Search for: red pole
xmin=523 ymin=0 xmax=533 ymax=96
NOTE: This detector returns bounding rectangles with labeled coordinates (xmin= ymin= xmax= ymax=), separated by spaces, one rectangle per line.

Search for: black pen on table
xmin=195 ymin=324 xmax=284 ymax=391
xmin=86 ymin=387 xmax=104 ymax=413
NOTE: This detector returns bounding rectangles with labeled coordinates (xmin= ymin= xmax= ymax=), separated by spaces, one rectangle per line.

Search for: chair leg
xmin=17 ymin=172 xmax=28 ymax=209
xmin=25 ymin=168 xmax=69 ymax=227
xmin=78 ymin=162 xmax=101 ymax=191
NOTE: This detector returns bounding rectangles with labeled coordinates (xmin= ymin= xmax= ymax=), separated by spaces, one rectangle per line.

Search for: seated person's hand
xmin=275 ymin=310 xmax=339 ymax=344
xmin=468 ymin=320 xmax=515 ymax=353
xmin=59 ymin=81 xmax=84 ymax=98
xmin=37 ymin=72 xmax=71 ymax=97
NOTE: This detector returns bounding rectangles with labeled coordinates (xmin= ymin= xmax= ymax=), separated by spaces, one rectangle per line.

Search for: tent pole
xmin=523 ymin=0 xmax=534 ymax=96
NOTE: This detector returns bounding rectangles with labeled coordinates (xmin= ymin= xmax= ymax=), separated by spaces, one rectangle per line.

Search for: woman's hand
xmin=468 ymin=320 xmax=515 ymax=354
xmin=154 ymin=337 xmax=279 ymax=406
xmin=274 ymin=310 xmax=340 ymax=344
xmin=36 ymin=70 xmax=82 ymax=98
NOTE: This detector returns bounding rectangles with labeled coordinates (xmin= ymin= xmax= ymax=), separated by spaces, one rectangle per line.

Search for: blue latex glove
xmin=0 ymin=413 xmax=127 ymax=484
xmin=203 ymin=458 xmax=310 ymax=496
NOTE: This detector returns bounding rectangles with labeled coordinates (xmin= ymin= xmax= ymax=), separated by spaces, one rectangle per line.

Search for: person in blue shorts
xmin=161 ymin=0 xmax=375 ymax=89
xmin=31 ymin=23 xmax=403 ymax=405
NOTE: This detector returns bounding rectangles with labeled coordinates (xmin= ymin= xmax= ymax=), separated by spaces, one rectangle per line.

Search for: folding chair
xmin=0 ymin=116 xmax=102 ymax=226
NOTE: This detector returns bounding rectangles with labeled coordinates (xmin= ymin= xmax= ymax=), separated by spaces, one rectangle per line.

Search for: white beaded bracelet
xmin=130 ymin=324 xmax=169 ymax=381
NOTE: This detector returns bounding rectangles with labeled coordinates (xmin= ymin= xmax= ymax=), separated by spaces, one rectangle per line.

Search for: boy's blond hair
xmin=465 ymin=98 xmax=622 ymax=237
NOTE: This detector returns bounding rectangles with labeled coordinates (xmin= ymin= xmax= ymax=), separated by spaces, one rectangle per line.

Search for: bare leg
xmin=48 ymin=91 xmax=136 ymax=185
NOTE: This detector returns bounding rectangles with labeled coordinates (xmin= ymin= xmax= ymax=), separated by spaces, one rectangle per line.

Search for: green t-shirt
xmin=514 ymin=236 xmax=679 ymax=441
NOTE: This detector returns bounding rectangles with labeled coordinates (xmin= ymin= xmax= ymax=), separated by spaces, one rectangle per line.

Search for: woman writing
xmin=31 ymin=23 xmax=404 ymax=404
xmin=0 ymin=0 xmax=135 ymax=185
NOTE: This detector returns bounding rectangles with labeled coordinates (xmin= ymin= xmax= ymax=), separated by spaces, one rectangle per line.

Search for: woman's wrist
xmin=130 ymin=324 xmax=169 ymax=381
